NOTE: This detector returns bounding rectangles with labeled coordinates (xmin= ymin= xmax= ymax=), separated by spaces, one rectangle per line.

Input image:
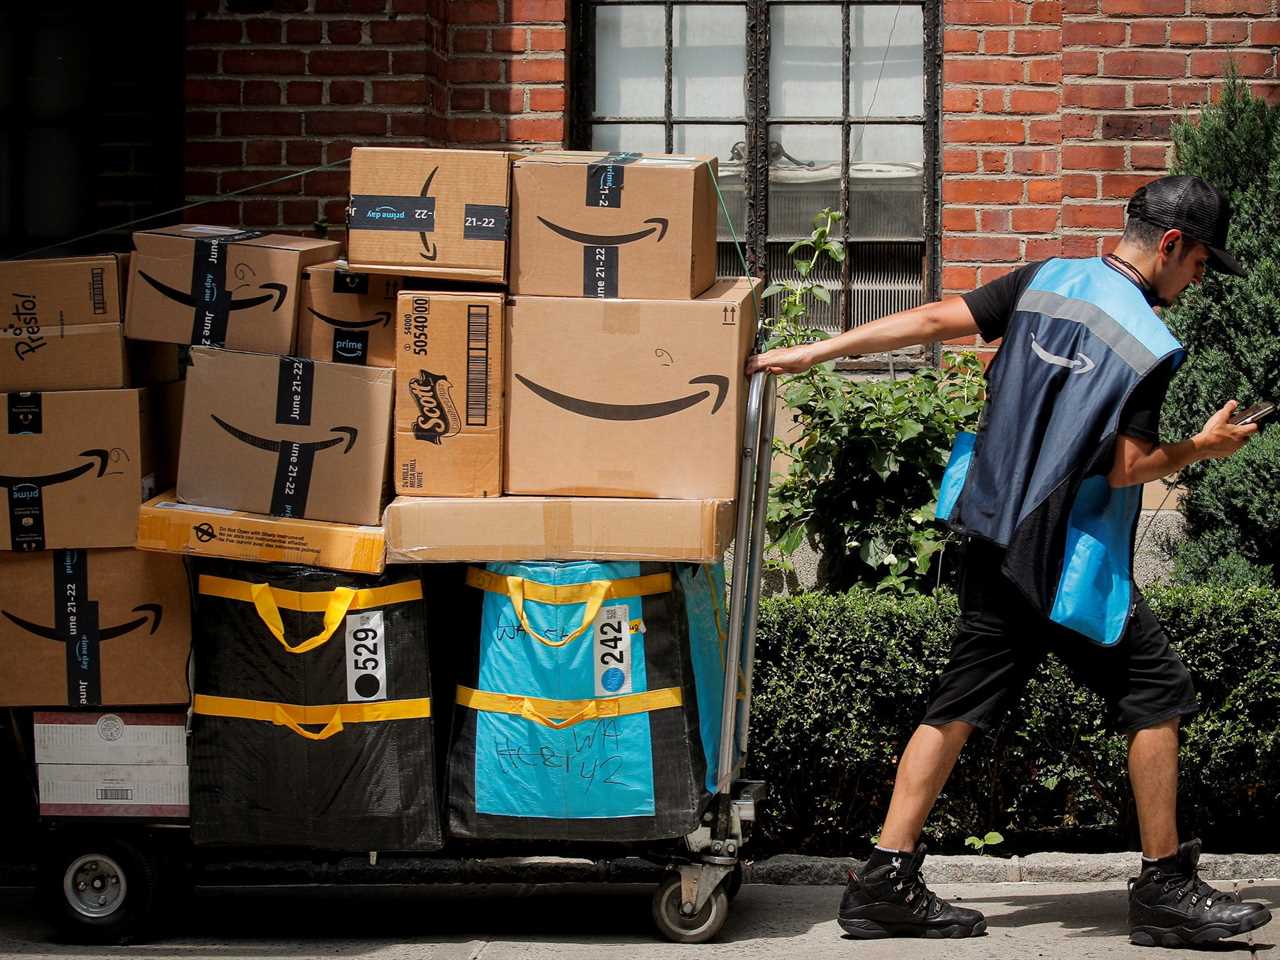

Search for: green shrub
xmin=1160 ymin=74 xmax=1280 ymax=585
xmin=745 ymin=584 xmax=1280 ymax=856
xmin=761 ymin=210 xmax=985 ymax=595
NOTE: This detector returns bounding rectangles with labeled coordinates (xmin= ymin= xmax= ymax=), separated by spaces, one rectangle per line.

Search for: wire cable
xmin=3 ymin=157 xmax=353 ymax=262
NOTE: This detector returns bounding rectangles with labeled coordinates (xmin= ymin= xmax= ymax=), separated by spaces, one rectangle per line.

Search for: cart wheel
xmin=651 ymin=873 xmax=730 ymax=944
xmin=39 ymin=834 xmax=159 ymax=945
xmin=724 ymin=862 xmax=744 ymax=900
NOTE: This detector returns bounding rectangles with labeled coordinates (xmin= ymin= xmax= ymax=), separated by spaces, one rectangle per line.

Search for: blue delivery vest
xmin=936 ymin=258 xmax=1185 ymax=646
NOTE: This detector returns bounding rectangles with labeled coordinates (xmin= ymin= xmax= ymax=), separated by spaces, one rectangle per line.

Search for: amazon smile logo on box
xmin=514 ymin=374 xmax=727 ymax=421
xmin=211 ymin=415 xmax=359 ymax=520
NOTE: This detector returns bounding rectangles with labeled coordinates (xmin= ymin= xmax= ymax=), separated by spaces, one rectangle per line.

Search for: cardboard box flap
xmin=187 ymin=344 xmax=394 ymax=388
xmin=517 ymin=151 xmax=713 ymax=169
xmin=134 ymin=224 xmax=338 ymax=255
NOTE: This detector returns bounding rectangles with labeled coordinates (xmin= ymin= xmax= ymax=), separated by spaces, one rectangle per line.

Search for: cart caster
xmin=724 ymin=861 xmax=744 ymax=900
xmin=39 ymin=834 xmax=160 ymax=945
xmin=651 ymin=872 xmax=730 ymax=944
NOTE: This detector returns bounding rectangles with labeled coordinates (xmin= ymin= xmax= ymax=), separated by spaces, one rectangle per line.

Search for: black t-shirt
xmin=960 ymin=260 xmax=1171 ymax=444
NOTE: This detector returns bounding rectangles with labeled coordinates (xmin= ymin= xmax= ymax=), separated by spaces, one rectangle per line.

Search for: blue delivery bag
xmin=447 ymin=560 xmax=729 ymax=841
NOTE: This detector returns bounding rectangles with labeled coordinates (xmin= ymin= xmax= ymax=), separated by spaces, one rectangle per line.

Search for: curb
xmin=4 ymin=852 xmax=1279 ymax=889
xmin=745 ymin=852 xmax=1280 ymax=886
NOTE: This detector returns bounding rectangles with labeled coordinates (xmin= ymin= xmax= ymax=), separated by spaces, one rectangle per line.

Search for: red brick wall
xmin=183 ymin=0 xmax=567 ymax=233
xmin=184 ymin=0 xmax=1279 ymax=306
xmin=942 ymin=0 xmax=1280 ymax=355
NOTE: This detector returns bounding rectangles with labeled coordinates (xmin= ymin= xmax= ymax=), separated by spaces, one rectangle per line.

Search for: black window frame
xmin=569 ymin=0 xmax=942 ymax=343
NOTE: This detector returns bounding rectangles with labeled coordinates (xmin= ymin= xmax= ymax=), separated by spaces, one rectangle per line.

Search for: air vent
xmin=717 ymin=240 xmax=924 ymax=333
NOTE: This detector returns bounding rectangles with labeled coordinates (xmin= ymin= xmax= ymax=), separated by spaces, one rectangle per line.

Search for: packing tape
xmin=541 ymin=499 xmax=573 ymax=553
xmin=602 ymin=303 xmax=642 ymax=336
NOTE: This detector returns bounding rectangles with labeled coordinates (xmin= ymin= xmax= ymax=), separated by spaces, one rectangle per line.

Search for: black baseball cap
xmin=1126 ymin=175 xmax=1244 ymax=277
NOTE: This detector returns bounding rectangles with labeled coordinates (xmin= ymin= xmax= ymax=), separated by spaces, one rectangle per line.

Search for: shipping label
xmin=346 ymin=609 xmax=388 ymax=702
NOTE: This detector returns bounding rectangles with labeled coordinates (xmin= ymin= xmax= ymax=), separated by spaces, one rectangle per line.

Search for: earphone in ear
xmin=1165 ymin=243 xmax=1176 ymax=254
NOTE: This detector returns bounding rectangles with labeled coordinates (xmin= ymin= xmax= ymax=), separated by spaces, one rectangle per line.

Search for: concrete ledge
xmin=744 ymin=852 xmax=1280 ymax=885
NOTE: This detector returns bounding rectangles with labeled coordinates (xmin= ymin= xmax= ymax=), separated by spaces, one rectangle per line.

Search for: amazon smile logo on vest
xmin=210 ymin=416 xmax=359 ymax=519
xmin=1030 ymin=332 xmax=1096 ymax=374
xmin=515 ymin=373 xmax=728 ymax=421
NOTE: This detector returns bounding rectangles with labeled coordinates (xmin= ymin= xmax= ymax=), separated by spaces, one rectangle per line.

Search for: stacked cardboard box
xmin=1 ymin=252 xmax=190 ymax=708
xmin=35 ymin=711 xmax=188 ymax=818
xmin=117 ymin=225 xmax=404 ymax=573
xmin=380 ymin=149 xmax=752 ymax=562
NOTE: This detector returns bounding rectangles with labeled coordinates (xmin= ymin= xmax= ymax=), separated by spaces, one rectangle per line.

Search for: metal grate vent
xmin=718 ymin=240 xmax=924 ymax=333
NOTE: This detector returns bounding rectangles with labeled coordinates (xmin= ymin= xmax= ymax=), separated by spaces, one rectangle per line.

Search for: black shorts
xmin=921 ymin=539 xmax=1200 ymax=736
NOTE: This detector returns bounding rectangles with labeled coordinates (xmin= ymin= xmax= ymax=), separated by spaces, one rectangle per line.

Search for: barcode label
xmin=96 ymin=787 xmax=133 ymax=801
xmin=90 ymin=267 xmax=107 ymax=315
xmin=466 ymin=304 xmax=490 ymax=427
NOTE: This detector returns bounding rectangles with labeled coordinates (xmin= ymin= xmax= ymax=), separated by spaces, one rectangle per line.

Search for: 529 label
xmin=346 ymin=610 xmax=387 ymax=702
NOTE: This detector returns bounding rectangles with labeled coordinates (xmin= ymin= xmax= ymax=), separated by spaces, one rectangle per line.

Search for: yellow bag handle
xmin=198 ymin=576 xmax=423 ymax=656
xmin=507 ymin=576 xmax=609 ymax=648
xmin=193 ymin=694 xmax=432 ymax=741
xmin=250 ymin=582 xmax=357 ymax=655
xmin=456 ymin=685 xmax=681 ymax=731
xmin=465 ymin=569 xmax=671 ymax=649
xmin=520 ymin=697 xmax=602 ymax=730
xmin=271 ymin=704 xmax=345 ymax=741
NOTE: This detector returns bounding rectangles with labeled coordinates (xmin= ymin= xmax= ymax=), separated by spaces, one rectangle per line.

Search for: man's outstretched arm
xmin=745 ymin=296 xmax=982 ymax=376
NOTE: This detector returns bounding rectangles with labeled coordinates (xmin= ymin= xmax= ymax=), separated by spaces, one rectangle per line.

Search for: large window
xmin=570 ymin=0 xmax=939 ymax=334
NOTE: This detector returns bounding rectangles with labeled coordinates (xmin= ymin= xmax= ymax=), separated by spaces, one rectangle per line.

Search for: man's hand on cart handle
xmin=745 ymin=343 xmax=821 ymax=376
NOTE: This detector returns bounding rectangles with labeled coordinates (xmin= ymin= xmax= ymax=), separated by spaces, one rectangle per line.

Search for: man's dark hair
xmin=1121 ymin=216 xmax=1167 ymax=251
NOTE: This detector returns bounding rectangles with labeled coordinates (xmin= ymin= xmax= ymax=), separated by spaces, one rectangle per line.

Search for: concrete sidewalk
xmin=2 ymin=879 xmax=1276 ymax=959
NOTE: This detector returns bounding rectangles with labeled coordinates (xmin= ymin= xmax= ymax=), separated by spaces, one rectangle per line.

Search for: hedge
xmin=744 ymin=584 xmax=1280 ymax=856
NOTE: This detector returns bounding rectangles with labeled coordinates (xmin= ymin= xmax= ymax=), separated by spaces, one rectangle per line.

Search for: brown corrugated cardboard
xmin=125 ymin=224 xmax=339 ymax=353
xmin=298 ymin=260 xmax=400 ymax=367
xmin=383 ymin=495 xmax=735 ymax=563
xmin=394 ymin=290 xmax=503 ymax=497
xmin=177 ymin=347 xmax=393 ymax=525
xmin=137 ymin=491 xmax=386 ymax=575
xmin=0 ymin=548 xmax=191 ymax=707
xmin=1 ymin=255 xmax=129 ymax=391
xmin=505 ymin=278 xmax=760 ymax=499
xmin=0 ymin=255 xmax=127 ymax=330
xmin=1 ymin=324 xmax=127 ymax=392
xmin=1 ymin=388 xmax=150 ymax=551
xmin=510 ymin=151 xmax=717 ymax=300
xmin=347 ymin=147 xmax=512 ymax=283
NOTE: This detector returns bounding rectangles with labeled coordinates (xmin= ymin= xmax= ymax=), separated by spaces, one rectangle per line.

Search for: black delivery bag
xmin=190 ymin=560 xmax=441 ymax=851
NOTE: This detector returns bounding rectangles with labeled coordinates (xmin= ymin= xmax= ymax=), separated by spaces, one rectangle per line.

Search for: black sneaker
xmin=1129 ymin=839 xmax=1272 ymax=947
xmin=838 ymin=843 xmax=987 ymax=939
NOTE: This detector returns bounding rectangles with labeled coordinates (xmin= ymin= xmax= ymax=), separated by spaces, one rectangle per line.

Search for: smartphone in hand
xmin=1229 ymin=400 xmax=1277 ymax=426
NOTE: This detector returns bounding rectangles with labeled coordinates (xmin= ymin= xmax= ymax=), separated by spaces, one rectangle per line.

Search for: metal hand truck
xmin=28 ymin=371 xmax=778 ymax=946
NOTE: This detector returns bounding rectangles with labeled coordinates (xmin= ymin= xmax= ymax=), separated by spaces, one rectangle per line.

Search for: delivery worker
xmin=745 ymin=175 xmax=1274 ymax=947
